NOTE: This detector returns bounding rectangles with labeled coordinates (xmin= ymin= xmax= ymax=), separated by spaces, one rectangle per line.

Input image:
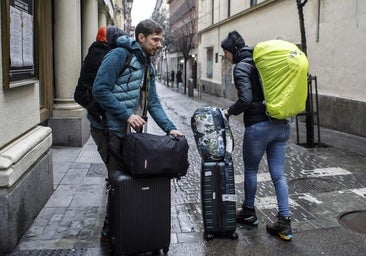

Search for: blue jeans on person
xmin=242 ymin=119 xmax=291 ymax=217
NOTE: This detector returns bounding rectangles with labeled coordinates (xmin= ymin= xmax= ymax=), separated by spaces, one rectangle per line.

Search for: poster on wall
xmin=9 ymin=0 xmax=34 ymax=83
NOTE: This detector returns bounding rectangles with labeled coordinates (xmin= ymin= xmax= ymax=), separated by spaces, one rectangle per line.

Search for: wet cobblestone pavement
xmin=6 ymin=83 xmax=366 ymax=256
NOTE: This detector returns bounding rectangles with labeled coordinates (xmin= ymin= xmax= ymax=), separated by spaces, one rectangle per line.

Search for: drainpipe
xmin=316 ymin=0 xmax=320 ymax=42
xmin=296 ymin=0 xmax=316 ymax=148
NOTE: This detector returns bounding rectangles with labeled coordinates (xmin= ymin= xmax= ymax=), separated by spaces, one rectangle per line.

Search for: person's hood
xmin=116 ymin=35 xmax=147 ymax=63
xmin=107 ymin=26 xmax=127 ymax=47
xmin=96 ymin=27 xmax=107 ymax=43
xmin=233 ymin=46 xmax=254 ymax=64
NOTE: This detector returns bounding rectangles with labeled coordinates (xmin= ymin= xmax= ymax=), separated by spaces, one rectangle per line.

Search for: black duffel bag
xmin=122 ymin=133 xmax=189 ymax=178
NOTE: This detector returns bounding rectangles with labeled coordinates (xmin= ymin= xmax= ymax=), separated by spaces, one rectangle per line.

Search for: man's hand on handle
xmin=127 ymin=114 xmax=147 ymax=132
xmin=169 ymin=130 xmax=183 ymax=137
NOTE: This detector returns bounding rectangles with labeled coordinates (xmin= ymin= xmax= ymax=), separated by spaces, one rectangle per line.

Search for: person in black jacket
xmin=74 ymin=26 xmax=127 ymax=119
xmin=176 ymin=69 xmax=182 ymax=87
xmin=170 ymin=70 xmax=175 ymax=85
xmin=74 ymin=26 xmax=127 ymax=243
xmin=221 ymin=31 xmax=293 ymax=241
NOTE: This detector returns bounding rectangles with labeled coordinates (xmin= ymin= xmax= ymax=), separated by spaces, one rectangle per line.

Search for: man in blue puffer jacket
xmin=91 ymin=19 xmax=182 ymax=172
xmin=91 ymin=19 xmax=182 ymax=242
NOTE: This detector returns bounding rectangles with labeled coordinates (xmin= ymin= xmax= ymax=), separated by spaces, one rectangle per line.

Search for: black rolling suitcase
xmin=201 ymin=161 xmax=238 ymax=240
xmin=108 ymin=170 xmax=171 ymax=255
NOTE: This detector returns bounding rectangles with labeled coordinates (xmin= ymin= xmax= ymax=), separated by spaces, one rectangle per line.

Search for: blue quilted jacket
xmin=91 ymin=35 xmax=176 ymax=138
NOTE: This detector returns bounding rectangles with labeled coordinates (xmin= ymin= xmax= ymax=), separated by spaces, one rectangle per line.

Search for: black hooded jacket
xmin=74 ymin=41 xmax=109 ymax=110
xmin=228 ymin=47 xmax=268 ymax=127
xmin=74 ymin=26 xmax=127 ymax=117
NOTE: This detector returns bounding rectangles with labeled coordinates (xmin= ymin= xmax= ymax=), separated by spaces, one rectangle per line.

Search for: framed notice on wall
xmin=1 ymin=0 xmax=35 ymax=88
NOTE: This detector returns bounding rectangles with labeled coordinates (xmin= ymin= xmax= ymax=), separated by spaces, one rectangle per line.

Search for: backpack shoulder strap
xmin=119 ymin=48 xmax=132 ymax=76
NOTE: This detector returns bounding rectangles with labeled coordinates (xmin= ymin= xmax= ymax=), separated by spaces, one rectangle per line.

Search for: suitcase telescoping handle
xmin=219 ymin=108 xmax=234 ymax=158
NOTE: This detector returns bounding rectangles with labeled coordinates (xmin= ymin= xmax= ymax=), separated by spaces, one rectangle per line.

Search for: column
xmin=50 ymin=0 xmax=89 ymax=146
xmin=82 ymin=0 xmax=99 ymax=58
xmin=98 ymin=6 xmax=108 ymax=27
xmin=54 ymin=0 xmax=81 ymax=103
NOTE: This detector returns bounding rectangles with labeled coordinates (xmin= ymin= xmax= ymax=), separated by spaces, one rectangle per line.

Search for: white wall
xmin=0 ymin=27 xmax=40 ymax=148
xmin=198 ymin=0 xmax=366 ymax=102
xmin=306 ymin=0 xmax=366 ymax=100
xmin=0 ymin=84 xmax=41 ymax=148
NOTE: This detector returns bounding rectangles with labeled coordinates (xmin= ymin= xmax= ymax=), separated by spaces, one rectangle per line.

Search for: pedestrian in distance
xmin=176 ymin=69 xmax=182 ymax=88
xmin=221 ymin=31 xmax=293 ymax=241
xmin=170 ymin=70 xmax=175 ymax=85
xmin=91 ymin=19 xmax=183 ymax=242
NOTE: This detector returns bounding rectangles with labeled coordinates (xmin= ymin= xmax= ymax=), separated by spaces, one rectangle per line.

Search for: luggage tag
xmin=222 ymin=194 xmax=238 ymax=202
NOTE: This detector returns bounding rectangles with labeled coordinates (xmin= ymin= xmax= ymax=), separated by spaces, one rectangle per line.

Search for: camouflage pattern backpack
xmin=191 ymin=106 xmax=234 ymax=161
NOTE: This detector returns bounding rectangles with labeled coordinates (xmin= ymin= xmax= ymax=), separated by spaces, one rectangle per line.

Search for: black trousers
xmin=91 ymin=125 xmax=126 ymax=227
xmin=90 ymin=125 xmax=125 ymax=176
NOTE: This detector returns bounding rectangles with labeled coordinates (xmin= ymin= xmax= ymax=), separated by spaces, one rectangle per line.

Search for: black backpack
xmin=74 ymin=27 xmax=131 ymax=123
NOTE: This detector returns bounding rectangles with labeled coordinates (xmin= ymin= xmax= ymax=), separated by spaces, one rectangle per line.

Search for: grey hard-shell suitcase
xmin=201 ymin=161 xmax=238 ymax=240
xmin=109 ymin=170 xmax=171 ymax=255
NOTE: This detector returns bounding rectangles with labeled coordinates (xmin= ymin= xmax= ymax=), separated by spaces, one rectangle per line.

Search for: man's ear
xmin=137 ymin=33 xmax=145 ymax=43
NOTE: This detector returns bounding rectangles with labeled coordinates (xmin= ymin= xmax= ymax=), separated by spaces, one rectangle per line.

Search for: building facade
xmin=167 ymin=0 xmax=198 ymax=94
xmin=0 ymin=0 xmax=129 ymax=253
xmin=197 ymin=0 xmax=366 ymax=138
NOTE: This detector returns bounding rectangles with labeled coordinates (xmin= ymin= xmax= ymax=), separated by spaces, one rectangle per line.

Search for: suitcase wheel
xmin=231 ymin=232 xmax=239 ymax=240
xmin=204 ymin=232 xmax=214 ymax=241
xmin=162 ymin=247 xmax=169 ymax=254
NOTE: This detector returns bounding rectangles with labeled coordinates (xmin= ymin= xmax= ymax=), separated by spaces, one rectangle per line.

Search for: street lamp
xmin=126 ymin=0 xmax=133 ymax=10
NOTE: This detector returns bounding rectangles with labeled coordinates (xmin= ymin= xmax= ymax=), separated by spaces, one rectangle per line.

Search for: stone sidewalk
xmin=7 ymin=82 xmax=366 ymax=256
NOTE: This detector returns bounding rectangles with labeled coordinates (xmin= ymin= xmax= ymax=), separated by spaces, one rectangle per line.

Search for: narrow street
xmin=8 ymin=82 xmax=366 ymax=256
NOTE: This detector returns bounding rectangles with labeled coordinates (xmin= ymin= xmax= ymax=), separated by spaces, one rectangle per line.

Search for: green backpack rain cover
xmin=253 ymin=39 xmax=309 ymax=119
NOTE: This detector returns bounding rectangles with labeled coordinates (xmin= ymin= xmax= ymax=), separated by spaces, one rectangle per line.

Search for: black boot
xmin=236 ymin=205 xmax=259 ymax=226
xmin=266 ymin=215 xmax=293 ymax=241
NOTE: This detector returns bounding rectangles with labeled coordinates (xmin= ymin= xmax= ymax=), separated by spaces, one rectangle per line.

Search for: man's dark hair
xmin=135 ymin=19 xmax=163 ymax=42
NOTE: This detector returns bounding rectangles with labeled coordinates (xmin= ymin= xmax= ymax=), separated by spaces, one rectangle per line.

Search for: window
xmin=206 ymin=47 xmax=213 ymax=78
xmin=250 ymin=0 xmax=257 ymax=7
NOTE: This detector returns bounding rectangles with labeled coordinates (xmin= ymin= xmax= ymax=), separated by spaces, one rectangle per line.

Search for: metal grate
xmin=288 ymin=177 xmax=339 ymax=193
xmin=9 ymin=248 xmax=87 ymax=256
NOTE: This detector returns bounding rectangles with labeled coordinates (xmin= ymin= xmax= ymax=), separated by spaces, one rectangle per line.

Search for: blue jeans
xmin=242 ymin=120 xmax=291 ymax=217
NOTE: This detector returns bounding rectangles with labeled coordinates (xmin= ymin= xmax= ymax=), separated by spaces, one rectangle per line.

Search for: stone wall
xmin=0 ymin=151 xmax=53 ymax=253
